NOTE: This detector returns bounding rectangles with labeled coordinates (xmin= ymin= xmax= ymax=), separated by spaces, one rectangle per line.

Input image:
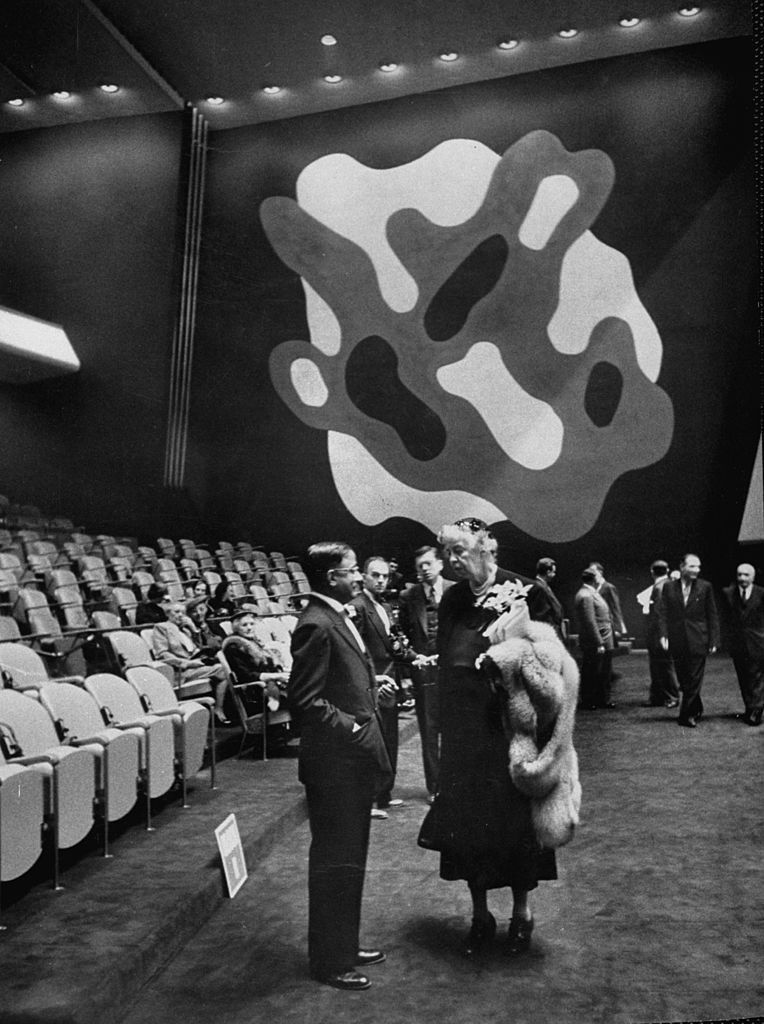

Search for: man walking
xmin=644 ymin=560 xmax=679 ymax=708
xmin=397 ymin=545 xmax=453 ymax=802
xmin=288 ymin=542 xmax=393 ymax=991
xmin=721 ymin=563 xmax=764 ymax=726
xmin=657 ymin=553 xmax=719 ymax=728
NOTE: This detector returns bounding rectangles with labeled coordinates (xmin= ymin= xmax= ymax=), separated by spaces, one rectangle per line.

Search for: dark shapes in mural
xmin=424 ymin=234 xmax=508 ymax=343
xmin=585 ymin=361 xmax=624 ymax=428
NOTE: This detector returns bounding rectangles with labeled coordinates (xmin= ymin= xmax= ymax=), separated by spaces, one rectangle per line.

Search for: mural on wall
xmin=261 ymin=130 xmax=674 ymax=542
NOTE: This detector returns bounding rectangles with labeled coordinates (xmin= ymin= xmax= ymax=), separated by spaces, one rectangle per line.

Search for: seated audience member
xmin=208 ymin=580 xmax=237 ymax=618
xmin=135 ymin=583 xmax=170 ymax=625
xmin=222 ymin=609 xmax=289 ymax=715
xmin=185 ymin=596 xmax=222 ymax=655
xmin=152 ymin=601 xmax=229 ymax=724
xmin=184 ymin=578 xmax=210 ymax=601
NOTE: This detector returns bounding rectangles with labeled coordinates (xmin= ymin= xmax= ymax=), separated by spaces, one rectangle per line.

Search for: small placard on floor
xmin=215 ymin=813 xmax=248 ymax=898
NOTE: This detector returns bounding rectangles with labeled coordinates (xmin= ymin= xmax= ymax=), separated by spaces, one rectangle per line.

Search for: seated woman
xmin=135 ymin=582 xmax=169 ymax=625
xmin=206 ymin=580 xmax=237 ymax=636
xmin=152 ymin=602 xmax=230 ymax=724
xmin=221 ymin=608 xmax=289 ymax=715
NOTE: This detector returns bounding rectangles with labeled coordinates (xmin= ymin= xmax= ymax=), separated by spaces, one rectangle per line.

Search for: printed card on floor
xmin=215 ymin=813 xmax=248 ymax=898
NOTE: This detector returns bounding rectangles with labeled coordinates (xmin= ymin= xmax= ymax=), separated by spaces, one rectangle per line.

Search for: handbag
xmin=416 ymin=796 xmax=442 ymax=851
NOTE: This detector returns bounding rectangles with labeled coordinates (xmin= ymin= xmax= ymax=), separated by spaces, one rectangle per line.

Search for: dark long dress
xmin=436 ymin=572 xmax=557 ymax=890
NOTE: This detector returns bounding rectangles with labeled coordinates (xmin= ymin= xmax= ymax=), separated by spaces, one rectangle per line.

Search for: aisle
xmin=121 ymin=655 xmax=764 ymax=1024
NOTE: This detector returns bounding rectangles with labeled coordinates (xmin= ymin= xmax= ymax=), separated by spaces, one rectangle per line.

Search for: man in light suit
xmin=574 ymin=567 xmax=615 ymax=709
xmin=657 ymin=553 xmax=720 ymax=728
xmin=721 ymin=563 xmax=764 ymax=726
xmin=288 ymin=542 xmax=394 ymax=992
xmin=527 ymin=557 xmax=566 ymax=641
xmin=351 ymin=556 xmax=403 ymax=817
xmin=397 ymin=545 xmax=453 ymax=801
xmin=151 ymin=601 xmax=228 ymax=721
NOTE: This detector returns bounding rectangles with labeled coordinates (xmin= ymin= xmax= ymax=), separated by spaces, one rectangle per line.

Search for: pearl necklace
xmin=469 ymin=567 xmax=498 ymax=601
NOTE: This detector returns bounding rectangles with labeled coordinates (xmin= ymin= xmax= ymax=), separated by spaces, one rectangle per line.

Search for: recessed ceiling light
xmin=262 ymin=85 xmax=281 ymax=95
xmin=557 ymin=28 xmax=578 ymax=38
xmin=205 ymin=96 xmax=225 ymax=105
xmin=52 ymin=90 xmax=71 ymax=99
xmin=7 ymin=98 xmax=25 ymax=106
xmin=100 ymin=83 xmax=119 ymax=93
xmin=619 ymin=16 xmax=641 ymax=27
xmin=379 ymin=61 xmax=398 ymax=72
xmin=678 ymin=5 xmax=700 ymax=14
xmin=323 ymin=74 xmax=342 ymax=84
xmin=321 ymin=34 xmax=337 ymax=46
xmin=439 ymin=51 xmax=459 ymax=62
xmin=497 ymin=39 xmax=519 ymax=50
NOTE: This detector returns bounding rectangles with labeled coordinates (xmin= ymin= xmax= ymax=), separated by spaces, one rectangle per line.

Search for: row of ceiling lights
xmin=4 ymin=5 xmax=703 ymax=109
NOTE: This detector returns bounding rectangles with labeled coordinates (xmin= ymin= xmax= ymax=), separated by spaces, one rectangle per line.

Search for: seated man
xmin=152 ymin=601 xmax=229 ymax=724
xmin=221 ymin=608 xmax=289 ymax=716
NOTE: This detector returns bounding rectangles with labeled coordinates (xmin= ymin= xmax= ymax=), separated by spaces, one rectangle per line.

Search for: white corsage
xmin=475 ymin=580 xmax=533 ymax=648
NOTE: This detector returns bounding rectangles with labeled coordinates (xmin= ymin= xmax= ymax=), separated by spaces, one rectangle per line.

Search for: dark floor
xmin=2 ymin=655 xmax=763 ymax=1024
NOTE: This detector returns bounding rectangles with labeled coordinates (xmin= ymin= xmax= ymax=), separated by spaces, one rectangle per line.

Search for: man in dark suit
xmin=589 ymin=562 xmax=627 ymax=637
xmin=657 ymin=553 xmax=720 ymax=728
xmin=526 ymin=557 xmax=566 ymax=641
xmin=288 ymin=542 xmax=394 ymax=991
xmin=721 ymin=563 xmax=764 ymax=726
xmin=644 ymin=560 xmax=679 ymax=708
xmin=574 ymin=567 xmax=615 ymax=709
xmin=397 ymin=545 xmax=453 ymax=801
xmin=351 ymin=556 xmax=403 ymax=817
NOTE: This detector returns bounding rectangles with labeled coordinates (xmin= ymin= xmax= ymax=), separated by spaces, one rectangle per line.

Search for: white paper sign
xmin=215 ymin=813 xmax=248 ymax=898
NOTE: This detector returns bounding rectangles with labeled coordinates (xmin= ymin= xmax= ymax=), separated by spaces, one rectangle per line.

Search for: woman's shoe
xmin=215 ymin=711 xmax=232 ymax=726
xmin=464 ymin=912 xmax=496 ymax=956
xmin=507 ymin=914 xmax=534 ymax=954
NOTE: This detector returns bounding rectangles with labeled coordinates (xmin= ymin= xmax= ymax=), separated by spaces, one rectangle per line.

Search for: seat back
xmin=0 ymin=687 xmax=60 ymax=754
xmin=110 ymin=587 xmax=138 ymax=625
xmin=0 ymin=642 xmax=49 ymax=689
xmin=245 ymin=585 xmax=272 ymax=615
xmin=131 ymin=570 xmax=154 ymax=599
xmin=84 ymin=672 xmax=147 ymax=723
xmin=38 ymin=681 xmax=105 ymax=738
xmin=125 ymin=665 xmax=179 ymax=713
xmin=103 ymin=630 xmax=154 ymax=671
xmin=14 ymin=586 xmax=50 ymax=626
xmin=0 ymin=616 xmax=22 ymax=641
xmin=92 ymin=610 xmax=121 ymax=631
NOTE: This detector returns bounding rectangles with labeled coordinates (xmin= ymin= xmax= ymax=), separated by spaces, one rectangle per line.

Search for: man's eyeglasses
xmin=329 ymin=566 xmax=361 ymax=576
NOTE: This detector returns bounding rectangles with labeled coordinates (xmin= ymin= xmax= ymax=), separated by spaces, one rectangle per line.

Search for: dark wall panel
xmin=192 ymin=37 xmax=756 ymax=633
xmin=0 ymin=112 xmax=183 ymax=534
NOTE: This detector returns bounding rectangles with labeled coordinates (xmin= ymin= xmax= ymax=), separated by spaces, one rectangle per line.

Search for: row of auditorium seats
xmin=0 ymin=494 xmax=306 ymax=912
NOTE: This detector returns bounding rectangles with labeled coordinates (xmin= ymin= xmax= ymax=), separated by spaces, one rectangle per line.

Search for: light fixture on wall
xmin=7 ymin=98 xmax=25 ymax=106
xmin=99 ymin=83 xmax=120 ymax=93
xmin=379 ymin=62 xmax=399 ymax=72
xmin=619 ymin=16 xmax=641 ymax=28
xmin=262 ymin=85 xmax=281 ymax=95
xmin=323 ymin=73 xmax=343 ymax=83
xmin=678 ymin=5 xmax=700 ymax=14
xmin=438 ymin=51 xmax=459 ymax=62
xmin=321 ymin=34 xmax=337 ymax=46
xmin=52 ymin=90 xmax=72 ymax=99
xmin=557 ymin=28 xmax=579 ymax=38
xmin=205 ymin=96 xmax=225 ymax=105
xmin=497 ymin=39 xmax=519 ymax=50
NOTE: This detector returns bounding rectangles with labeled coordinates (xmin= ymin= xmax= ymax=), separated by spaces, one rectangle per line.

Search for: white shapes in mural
xmin=518 ymin=175 xmax=580 ymax=250
xmin=436 ymin=342 xmax=563 ymax=470
xmin=290 ymin=358 xmax=328 ymax=406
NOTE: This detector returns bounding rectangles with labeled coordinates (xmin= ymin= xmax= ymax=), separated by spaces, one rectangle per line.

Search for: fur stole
xmin=485 ymin=619 xmax=581 ymax=849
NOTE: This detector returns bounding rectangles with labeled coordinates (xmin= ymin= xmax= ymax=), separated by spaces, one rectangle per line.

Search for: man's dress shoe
xmin=745 ymin=709 xmax=763 ymax=726
xmin=356 ymin=949 xmax=386 ymax=966
xmin=312 ymin=970 xmax=371 ymax=991
xmin=678 ymin=716 xmax=697 ymax=728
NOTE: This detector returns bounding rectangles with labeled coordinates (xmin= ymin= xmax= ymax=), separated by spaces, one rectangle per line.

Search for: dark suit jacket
xmin=526 ymin=578 xmax=564 ymax=635
xmin=288 ymin=596 xmax=392 ymax=787
xmin=351 ymin=591 xmax=395 ymax=675
xmin=646 ymin=576 xmax=671 ymax=651
xmin=657 ymin=578 xmax=720 ymax=657
xmin=721 ymin=584 xmax=764 ymax=661
xmin=397 ymin=579 xmax=454 ymax=654
xmin=437 ymin=567 xmax=533 ymax=658
xmin=598 ymin=580 xmax=626 ymax=635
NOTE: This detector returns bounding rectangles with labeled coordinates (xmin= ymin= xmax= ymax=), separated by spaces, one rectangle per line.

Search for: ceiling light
xmin=498 ymin=39 xmax=519 ymax=50
xmin=557 ymin=28 xmax=578 ymax=38
xmin=323 ymin=74 xmax=342 ymax=84
xmin=379 ymin=62 xmax=398 ymax=72
xmin=439 ymin=52 xmax=459 ymax=62
xmin=52 ymin=90 xmax=71 ymax=99
xmin=321 ymin=34 xmax=337 ymax=46
xmin=205 ymin=96 xmax=224 ymax=105
xmin=678 ymin=5 xmax=700 ymax=14
xmin=262 ymin=85 xmax=281 ymax=95
xmin=7 ymin=98 xmax=25 ymax=106
xmin=100 ymin=83 xmax=119 ymax=93
xmin=619 ymin=16 xmax=641 ymax=27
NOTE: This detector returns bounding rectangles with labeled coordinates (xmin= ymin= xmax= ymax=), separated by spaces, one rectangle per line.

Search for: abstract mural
xmin=261 ymin=130 xmax=674 ymax=542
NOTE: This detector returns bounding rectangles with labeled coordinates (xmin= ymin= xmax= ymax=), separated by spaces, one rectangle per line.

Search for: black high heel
xmin=507 ymin=914 xmax=534 ymax=954
xmin=464 ymin=912 xmax=496 ymax=956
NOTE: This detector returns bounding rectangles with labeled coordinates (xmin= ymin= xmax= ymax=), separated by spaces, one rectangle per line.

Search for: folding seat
xmin=291 ymin=571 xmax=311 ymax=596
xmin=178 ymin=539 xmax=198 ymax=559
xmin=217 ymin=553 xmax=234 ymax=573
xmin=202 ymin=569 xmax=223 ymax=592
xmin=14 ymin=586 xmax=53 ymax=631
xmin=27 ymin=540 xmax=68 ymax=568
xmin=82 ymin=674 xmax=176 ymax=816
xmin=217 ymin=649 xmax=291 ymax=761
xmin=0 ymin=688 xmax=102 ymax=877
xmin=0 ymin=551 xmax=30 ymax=583
xmin=286 ymin=560 xmax=304 ymax=577
xmin=62 ymin=541 xmax=86 ymax=563
xmin=48 ymin=516 xmax=74 ymax=535
xmin=70 ymin=533 xmax=94 ymax=551
xmin=0 ymin=641 xmax=85 ymax=691
xmin=154 ymin=557 xmax=178 ymax=577
xmin=15 ymin=528 xmax=41 ymax=544
xmin=0 ymin=747 xmax=49 ymax=888
xmin=218 ymin=541 xmax=235 ymax=555
xmin=0 ymin=616 xmax=22 ymax=642
xmin=112 ymin=543 xmax=137 ymax=563
xmin=0 ymin=568 xmax=19 ymax=614
xmin=109 ymin=587 xmax=138 ymax=626
xmin=269 ymin=551 xmax=288 ymax=571
xmin=223 ymin=571 xmax=248 ymax=602
xmin=235 ymin=541 xmax=254 ymax=560
xmin=37 ymin=682 xmax=142 ymax=843
xmin=136 ymin=546 xmax=157 ymax=569
xmin=178 ymin=557 xmax=199 ymax=582
xmin=246 ymin=584 xmax=277 ymax=616
xmin=0 ymin=528 xmax=14 ymax=549
xmin=125 ymin=665 xmax=216 ymax=806
xmin=131 ymin=570 xmax=155 ymax=600
xmin=232 ymin=557 xmax=255 ymax=583
xmin=106 ymin=556 xmax=132 ymax=583
xmin=251 ymin=550 xmax=270 ymax=572
xmin=156 ymin=538 xmax=177 ymax=559
xmin=92 ymin=610 xmax=122 ymax=631
xmin=195 ymin=548 xmax=216 ymax=571
xmin=100 ymin=630 xmax=175 ymax=687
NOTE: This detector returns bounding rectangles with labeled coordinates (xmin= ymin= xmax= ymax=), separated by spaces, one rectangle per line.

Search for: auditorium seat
xmin=178 ymin=557 xmax=200 ymax=581
xmin=125 ymin=665 xmax=215 ymax=806
xmin=0 ymin=567 xmax=20 ymax=612
xmin=0 ymin=687 xmax=102 ymax=869
xmin=82 ymin=674 xmax=176 ymax=813
xmin=194 ymin=548 xmax=216 ymax=571
xmin=0 ymin=551 xmax=31 ymax=584
xmin=0 ymin=642 xmax=85 ymax=690
xmin=217 ymin=650 xmax=291 ymax=761
xmin=14 ymin=586 xmax=53 ymax=631
xmin=109 ymin=587 xmax=139 ymax=626
xmin=156 ymin=538 xmax=177 ymax=559
xmin=70 ymin=533 xmax=94 ymax=552
xmin=0 ymin=746 xmax=49 ymax=884
xmin=100 ymin=630 xmax=176 ymax=687
xmin=37 ymin=681 xmax=142 ymax=840
xmin=269 ymin=551 xmax=288 ymax=571
xmin=130 ymin=570 xmax=155 ymax=600
xmin=136 ymin=546 xmax=158 ymax=568
xmin=232 ymin=557 xmax=255 ymax=582
xmin=0 ymin=616 xmax=23 ymax=641
xmin=244 ymin=584 xmax=274 ymax=616
xmin=92 ymin=611 xmax=122 ymax=631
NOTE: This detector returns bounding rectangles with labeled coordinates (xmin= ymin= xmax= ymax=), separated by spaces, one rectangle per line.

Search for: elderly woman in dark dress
xmin=434 ymin=517 xmax=557 ymax=956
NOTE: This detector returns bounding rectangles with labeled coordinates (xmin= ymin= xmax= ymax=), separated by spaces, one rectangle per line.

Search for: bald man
xmin=721 ymin=564 xmax=764 ymax=726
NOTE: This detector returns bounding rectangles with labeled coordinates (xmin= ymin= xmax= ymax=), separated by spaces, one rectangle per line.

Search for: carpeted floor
xmin=1 ymin=654 xmax=762 ymax=1024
